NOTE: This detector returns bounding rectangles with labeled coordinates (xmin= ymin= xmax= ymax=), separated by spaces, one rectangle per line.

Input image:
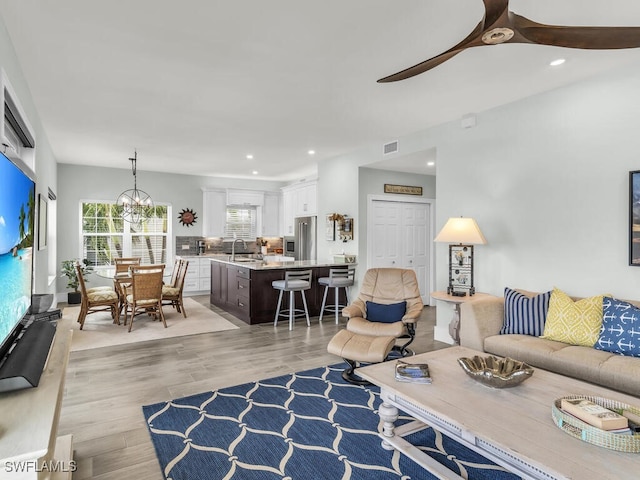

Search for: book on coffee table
xmin=561 ymin=398 xmax=629 ymax=431
xmin=395 ymin=361 xmax=431 ymax=384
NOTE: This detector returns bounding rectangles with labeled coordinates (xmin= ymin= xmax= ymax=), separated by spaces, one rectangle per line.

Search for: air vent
xmin=383 ymin=141 xmax=398 ymax=155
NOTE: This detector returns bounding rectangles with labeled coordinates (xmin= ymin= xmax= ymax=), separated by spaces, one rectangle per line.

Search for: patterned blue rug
xmin=143 ymin=364 xmax=520 ymax=480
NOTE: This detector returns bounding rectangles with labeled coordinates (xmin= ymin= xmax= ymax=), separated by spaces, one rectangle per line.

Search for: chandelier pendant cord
xmin=117 ymin=149 xmax=153 ymax=224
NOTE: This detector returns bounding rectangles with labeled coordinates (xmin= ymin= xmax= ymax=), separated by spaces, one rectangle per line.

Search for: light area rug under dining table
xmin=65 ymin=297 xmax=239 ymax=351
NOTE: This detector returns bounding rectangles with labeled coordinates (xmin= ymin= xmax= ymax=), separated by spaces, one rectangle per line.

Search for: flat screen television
xmin=0 ymin=151 xmax=35 ymax=364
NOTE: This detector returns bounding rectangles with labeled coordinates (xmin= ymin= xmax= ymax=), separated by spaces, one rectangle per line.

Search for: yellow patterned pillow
xmin=541 ymin=288 xmax=606 ymax=346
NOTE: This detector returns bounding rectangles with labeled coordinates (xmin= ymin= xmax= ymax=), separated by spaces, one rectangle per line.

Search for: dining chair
xmin=124 ymin=264 xmax=166 ymax=332
xmin=165 ymin=258 xmax=182 ymax=289
xmin=76 ymin=262 xmax=120 ymax=329
xmin=162 ymin=259 xmax=189 ymax=317
xmin=113 ymin=257 xmax=141 ymax=314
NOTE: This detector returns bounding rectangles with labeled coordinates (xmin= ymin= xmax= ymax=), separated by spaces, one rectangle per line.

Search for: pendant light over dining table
xmin=117 ymin=150 xmax=153 ymax=224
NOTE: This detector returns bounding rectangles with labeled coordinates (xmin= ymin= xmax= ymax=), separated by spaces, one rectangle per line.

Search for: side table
xmin=431 ymin=291 xmax=491 ymax=344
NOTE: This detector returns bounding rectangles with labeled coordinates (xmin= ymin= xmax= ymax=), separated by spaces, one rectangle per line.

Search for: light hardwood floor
xmin=58 ymin=296 xmax=449 ymax=479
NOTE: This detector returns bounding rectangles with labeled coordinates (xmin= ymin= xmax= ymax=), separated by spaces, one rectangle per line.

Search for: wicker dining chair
xmin=165 ymin=258 xmax=182 ymax=289
xmin=113 ymin=257 xmax=141 ymax=316
xmin=124 ymin=264 xmax=166 ymax=332
xmin=76 ymin=262 xmax=120 ymax=329
xmin=162 ymin=259 xmax=189 ymax=318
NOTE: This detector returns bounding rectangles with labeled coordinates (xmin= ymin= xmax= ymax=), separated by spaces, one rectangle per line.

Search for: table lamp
xmin=434 ymin=217 xmax=487 ymax=296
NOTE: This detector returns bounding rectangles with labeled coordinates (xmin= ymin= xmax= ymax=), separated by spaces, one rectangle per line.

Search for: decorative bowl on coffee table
xmin=457 ymin=355 xmax=534 ymax=388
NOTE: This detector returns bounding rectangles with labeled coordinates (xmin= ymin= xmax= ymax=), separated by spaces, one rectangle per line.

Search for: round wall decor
xmin=178 ymin=208 xmax=198 ymax=227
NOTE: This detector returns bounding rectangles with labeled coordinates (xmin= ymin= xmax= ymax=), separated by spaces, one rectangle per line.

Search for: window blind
xmin=225 ymin=206 xmax=257 ymax=239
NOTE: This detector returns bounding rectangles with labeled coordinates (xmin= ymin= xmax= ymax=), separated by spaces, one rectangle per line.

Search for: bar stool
xmin=318 ymin=266 xmax=356 ymax=324
xmin=272 ymin=270 xmax=312 ymax=331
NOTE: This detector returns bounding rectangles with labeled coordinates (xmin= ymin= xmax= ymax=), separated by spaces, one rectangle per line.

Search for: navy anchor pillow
xmin=595 ymin=297 xmax=640 ymax=357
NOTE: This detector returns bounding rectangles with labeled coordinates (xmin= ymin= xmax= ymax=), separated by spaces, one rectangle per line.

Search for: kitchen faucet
xmin=231 ymin=238 xmax=247 ymax=261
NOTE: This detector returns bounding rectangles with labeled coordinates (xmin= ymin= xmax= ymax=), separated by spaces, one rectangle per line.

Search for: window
xmin=225 ymin=206 xmax=257 ymax=239
xmin=81 ymin=201 xmax=171 ymax=266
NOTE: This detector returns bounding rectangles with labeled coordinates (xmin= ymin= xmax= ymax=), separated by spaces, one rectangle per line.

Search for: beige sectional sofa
xmin=459 ymin=294 xmax=640 ymax=397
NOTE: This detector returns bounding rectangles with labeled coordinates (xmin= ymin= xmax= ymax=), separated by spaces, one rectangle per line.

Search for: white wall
xmin=435 ymin=63 xmax=640 ymax=299
xmin=0 ymin=15 xmax=58 ymax=295
xmin=319 ymin=63 xmax=640 ymax=343
xmin=56 ymin=163 xmax=285 ymax=292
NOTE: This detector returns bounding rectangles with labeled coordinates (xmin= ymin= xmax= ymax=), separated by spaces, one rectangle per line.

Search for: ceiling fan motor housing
xmin=482 ymin=27 xmax=515 ymax=45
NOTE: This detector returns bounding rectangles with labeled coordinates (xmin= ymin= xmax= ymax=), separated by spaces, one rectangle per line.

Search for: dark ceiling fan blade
xmin=482 ymin=0 xmax=509 ymax=26
xmin=377 ymin=9 xmax=492 ymax=83
xmin=377 ymin=0 xmax=640 ymax=83
xmin=514 ymin=13 xmax=640 ymax=49
xmin=377 ymin=49 xmax=467 ymax=83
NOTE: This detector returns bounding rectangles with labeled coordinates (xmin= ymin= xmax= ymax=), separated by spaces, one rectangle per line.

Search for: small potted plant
xmin=260 ymin=239 xmax=268 ymax=255
xmin=61 ymin=259 xmax=94 ymax=304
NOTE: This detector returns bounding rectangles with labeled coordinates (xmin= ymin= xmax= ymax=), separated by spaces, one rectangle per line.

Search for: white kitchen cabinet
xmin=262 ymin=192 xmax=281 ymax=236
xmin=181 ymin=256 xmax=212 ymax=293
xmin=202 ymin=189 xmax=226 ymax=237
xmin=295 ymin=182 xmax=317 ymax=217
xmin=281 ymin=180 xmax=317 ymax=236
xmin=282 ymin=189 xmax=295 ymax=235
xmin=227 ymin=189 xmax=264 ymax=206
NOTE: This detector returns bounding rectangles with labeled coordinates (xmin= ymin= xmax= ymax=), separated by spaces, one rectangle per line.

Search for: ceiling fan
xmin=378 ymin=0 xmax=640 ymax=82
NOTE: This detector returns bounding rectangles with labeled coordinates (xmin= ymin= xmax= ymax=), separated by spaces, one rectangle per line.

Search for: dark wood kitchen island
xmin=209 ymin=256 xmax=356 ymax=325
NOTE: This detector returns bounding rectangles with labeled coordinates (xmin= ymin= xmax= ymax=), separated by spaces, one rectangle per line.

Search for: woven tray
xmin=552 ymin=395 xmax=640 ymax=453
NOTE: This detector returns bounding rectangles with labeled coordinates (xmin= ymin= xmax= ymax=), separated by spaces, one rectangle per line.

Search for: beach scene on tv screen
xmin=0 ymin=155 xmax=34 ymax=346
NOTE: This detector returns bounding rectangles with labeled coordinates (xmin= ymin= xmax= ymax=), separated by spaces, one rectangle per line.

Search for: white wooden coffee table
xmin=356 ymin=346 xmax=640 ymax=480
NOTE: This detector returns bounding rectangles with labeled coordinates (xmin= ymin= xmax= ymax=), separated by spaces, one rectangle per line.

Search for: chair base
xmin=273 ymin=288 xmax=310 ymax=330
xmin=342 ymin=359 xmax=372 ymax=386
xmin=319 ymin=284 xmax=349 ymax=324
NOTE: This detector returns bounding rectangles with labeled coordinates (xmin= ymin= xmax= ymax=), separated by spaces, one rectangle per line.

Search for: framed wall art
xmin=630 ymin=171 xmax=640 ymax=265
xmin=38 ymin=193 xmax=47 ymax=250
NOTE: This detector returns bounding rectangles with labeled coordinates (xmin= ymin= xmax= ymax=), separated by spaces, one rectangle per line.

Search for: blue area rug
xmin=143 ymin=364 xmax=520 ymax=480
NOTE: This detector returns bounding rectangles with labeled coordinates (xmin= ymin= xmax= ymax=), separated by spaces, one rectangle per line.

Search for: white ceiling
xmin=1 ymin=0 xmax=640 ymax=181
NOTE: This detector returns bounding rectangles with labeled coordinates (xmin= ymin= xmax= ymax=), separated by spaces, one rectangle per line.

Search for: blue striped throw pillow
xmin=500 ymin=288 xmax=551 ymax=336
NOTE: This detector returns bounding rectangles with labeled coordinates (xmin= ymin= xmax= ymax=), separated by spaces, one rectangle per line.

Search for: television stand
xmin=0 ymin=319 xmax=74 ymax=479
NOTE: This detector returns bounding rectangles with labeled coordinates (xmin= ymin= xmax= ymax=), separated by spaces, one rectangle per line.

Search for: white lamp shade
xmin=434 ymin=217 xmax=487 ymax=245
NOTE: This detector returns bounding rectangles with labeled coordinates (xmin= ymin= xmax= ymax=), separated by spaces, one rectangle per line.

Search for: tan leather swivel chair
xmin=328 ymin=268 xmax=424 ymax=383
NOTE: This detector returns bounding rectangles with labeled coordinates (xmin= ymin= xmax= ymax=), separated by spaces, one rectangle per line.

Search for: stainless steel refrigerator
xmin=294 ymin=216 xmax=317 ymax=261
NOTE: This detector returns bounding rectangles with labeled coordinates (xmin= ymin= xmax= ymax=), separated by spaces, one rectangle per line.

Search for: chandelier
xmin=116 ymin=150 xmax=153 ymax=224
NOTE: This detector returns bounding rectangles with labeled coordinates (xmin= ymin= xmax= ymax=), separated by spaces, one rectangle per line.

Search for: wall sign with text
xmin=384 ymin=184 xmax=423 ymax=196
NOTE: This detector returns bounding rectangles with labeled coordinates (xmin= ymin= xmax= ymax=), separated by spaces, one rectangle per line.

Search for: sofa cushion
xmin=599 ymin=353 xmax=640 ymax=397
xmin=484 ymin=335 xmax=617 ymax=388
xmin=500 ymin=287 xmax=550 ymax=336
xmin=541 ymin=288 xmax=606 ymax=346
xmin=365 ymin=300 xmax=406 ymax=323
xmin=595 ymin=297 xmax=640 ymax=357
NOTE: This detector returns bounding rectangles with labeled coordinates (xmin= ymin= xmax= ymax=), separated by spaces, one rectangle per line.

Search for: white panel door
xmin=370 ymin=201 xmax=402 ymax=268
xmin=370 ymin=199 xmax=431 ymax=303
xmin=402 ymin=203 xmax=430 ymax=299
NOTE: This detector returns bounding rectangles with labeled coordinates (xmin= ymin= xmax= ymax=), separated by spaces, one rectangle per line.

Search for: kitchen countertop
xmin=204 ymin=254 xmax=356 ymax=270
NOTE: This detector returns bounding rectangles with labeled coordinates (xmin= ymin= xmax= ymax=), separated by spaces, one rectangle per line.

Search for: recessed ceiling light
xmin=308 ymin=150 xmax=315 ymax=155
xmin=427 ymin=161 xmax=435 ymax=167
xmin=252 ymin=170 xmax=258 ymax=175
xmin=549 ymin=58 xmax=566 ymax=67
xmin=246 ymin=154 xmax=254 ymax=160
